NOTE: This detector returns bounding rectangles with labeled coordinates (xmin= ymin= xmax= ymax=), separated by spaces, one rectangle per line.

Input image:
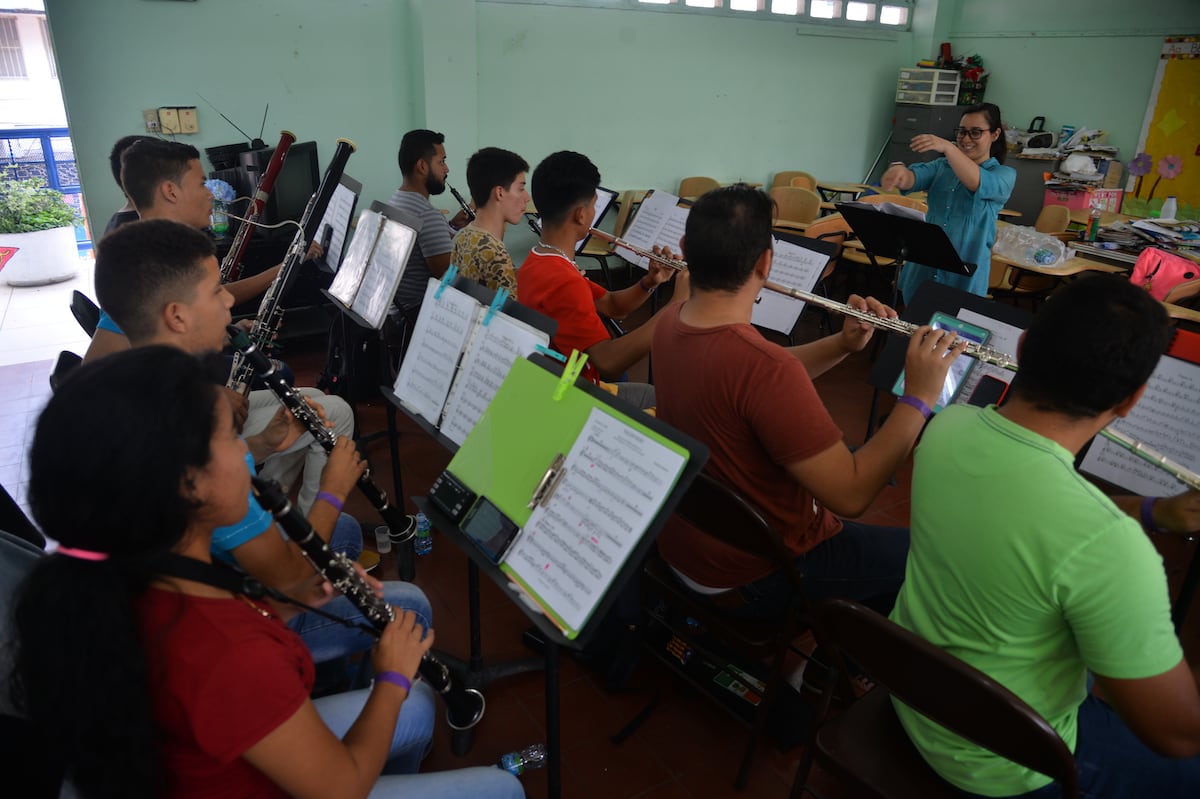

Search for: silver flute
xmin=1098 ymin=428 xmax=1200 ymax=492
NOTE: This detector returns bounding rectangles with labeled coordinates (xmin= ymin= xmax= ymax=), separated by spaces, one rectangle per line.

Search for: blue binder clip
xmin=434 ymin=264 xmax=459 ymax=300
xmin=534 ymin=344 xmax=566 ymax=363
xmin=482 ymin=288 xmax=508 ymax=326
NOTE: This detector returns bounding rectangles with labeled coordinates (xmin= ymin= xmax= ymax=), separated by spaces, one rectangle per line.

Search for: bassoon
xmin=220 ymin=130 xmax=296 ymax=282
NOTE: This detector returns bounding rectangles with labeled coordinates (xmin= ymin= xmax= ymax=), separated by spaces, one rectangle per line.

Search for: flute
xmin=590 ymin=227 xmax=1018 ymax=371
xmin=448 ymin=183 xmax=476 ymax=223
xmin=1099 ymin=428 xmax=1200 ymax=492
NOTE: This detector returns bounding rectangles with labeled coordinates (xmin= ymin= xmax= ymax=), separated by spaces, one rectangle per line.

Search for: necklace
xmin=238 ymin=594 xmax=272 ymax=619
xmin=536 ymin=241 xmax=582 ymax=273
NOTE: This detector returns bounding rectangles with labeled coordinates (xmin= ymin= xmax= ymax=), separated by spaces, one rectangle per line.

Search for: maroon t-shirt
xmin=652 ymin=303 xmax=844 ymax=586
xmin=137 ymin=588 xmax=314 ymax=798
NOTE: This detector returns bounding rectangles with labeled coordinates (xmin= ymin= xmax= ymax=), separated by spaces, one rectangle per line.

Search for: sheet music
xmin=317 ymin=182 xmax=356 ymax=271
xmin=504 ymin=407 xmax=687 ymax=635
xmin=440 ymin=314 xmax=550 ymax=447
xmin=953 ymin=310 xmax=1022 ymax=405
xmin=1081 ymin=355 xmax=1200 ymax=496
xmin=617 ymin=191 xmax=687 ymax=269
xmin=351 ymin=221 xmax=416 ymax=329
xmin=392 ymin=280 xmax=481 ymax=424
xmin=327 ymin=210 xmax=380 ymax=307
xmin=750 ymin=236 xmax=830 ymax=334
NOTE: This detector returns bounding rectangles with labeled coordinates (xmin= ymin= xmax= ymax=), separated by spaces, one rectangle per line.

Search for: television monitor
xmin=236 ymin=140 xmax=320 ymax=226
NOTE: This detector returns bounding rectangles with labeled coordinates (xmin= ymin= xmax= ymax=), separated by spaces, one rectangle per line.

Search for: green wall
xmin=43 ymin=0 xmax=1200 ymax=231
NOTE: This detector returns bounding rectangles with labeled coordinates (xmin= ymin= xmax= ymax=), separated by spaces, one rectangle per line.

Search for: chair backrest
xmin=803 ymin=214 xmax=852 ymax=282
xmin=812 ymin=599 xmax=1078 ymax=797
xmin=769 ymin=186 xmax=822 ymax=225
xmin=772 ymin=170 xmax=816 ymax=190
xmin=1034 ymin=204 xmax=1070 ymax=234
xmin=673 ymin=472 xmax=798 ymax=585
xmin=49 ymin=350 xmax=82 ymax=393
xmin=678 ymin=176 xmax=720 ymax=198
xmin=70 ymin=291 xmax=100 ymax=338
xmin=858 ymin=193 xmax=929 ymax=213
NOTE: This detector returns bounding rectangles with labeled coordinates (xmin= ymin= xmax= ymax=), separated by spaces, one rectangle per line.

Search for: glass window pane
xmin=880 ymin=5 xmax=908 ymax=25
xmin=810 ymin=1 xmax=841 ymax=19
xmin=730 ymin=0 xmax=762 ymax=10
xmin=684 ymin=0 xmax=721 ymax=6
xmin=846 ymin=2 xmax=875 ymax=21
xmin=770 ymin=0 xmax=802 ymax=13
xmin=637 ymin=0 xmax=674 ymax=5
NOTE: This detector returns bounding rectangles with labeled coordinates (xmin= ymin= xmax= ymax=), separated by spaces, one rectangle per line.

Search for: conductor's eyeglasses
xmin=954 ymin=127 xmax=991 ymax=141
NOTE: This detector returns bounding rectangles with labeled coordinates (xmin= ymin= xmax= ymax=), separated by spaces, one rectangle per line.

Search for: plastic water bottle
xmin=1085 ymin=202 xmax=1102 ymax=242
xmin=497 ymin=743 xmax=547 ymax=776
xmin=413 ymin=512 xmax=432 ymax=556
xmin=1161 ymin=195 xmax=1178 ymax=221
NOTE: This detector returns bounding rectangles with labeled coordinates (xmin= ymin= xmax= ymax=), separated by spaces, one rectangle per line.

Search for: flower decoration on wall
xmin=204 ymin=179 xmax=236 ymax=203
xmin=1148 ymin=155 xmax=1183 ymax=200
xmin=1128 ymin=153 xmax=1152 ymax=197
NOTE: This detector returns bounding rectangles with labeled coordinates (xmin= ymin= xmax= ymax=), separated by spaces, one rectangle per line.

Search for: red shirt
xmin=516 ymin=249 xmax=610 ymax=383
xmin=137 ymin=588 xmax=314 ymax=798
xmin=652 ymin=303 xmax=844 ymax=586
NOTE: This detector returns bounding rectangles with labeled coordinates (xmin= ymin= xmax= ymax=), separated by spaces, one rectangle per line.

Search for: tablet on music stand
xmin=836 ymin=201 xmax=975 ymax=278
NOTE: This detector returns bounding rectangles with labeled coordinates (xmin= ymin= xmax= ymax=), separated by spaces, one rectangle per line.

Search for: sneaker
xmin=358 ymin=551 xmax=381 ymax=573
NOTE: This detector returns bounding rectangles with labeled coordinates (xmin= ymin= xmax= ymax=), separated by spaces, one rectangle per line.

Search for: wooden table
xmin=1165 ymin=302 xmax=1200 ymax=325
xmin=1067 ymin=209 xmax=1134 ymax=227
xmin=992 ymin=251 xmax=1127 ymax=278
xmin=816 ymin=180 xmax=872 ymax=202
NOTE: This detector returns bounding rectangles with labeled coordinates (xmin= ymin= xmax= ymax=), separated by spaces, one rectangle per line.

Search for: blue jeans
xmin=367 ymin=767 xmax=524 ymax=798
xmin=963 ymin=695 xmax=1200 ymax=799
xmin=289 ymin=581 xmax=433 ymax=664
xmin=314 ymin=679 xmax=435 ymax=775
xmin=723 ymin=521 xmax=910 ymax=620
xmin=330 ymin=511 xmax=364 ymax=560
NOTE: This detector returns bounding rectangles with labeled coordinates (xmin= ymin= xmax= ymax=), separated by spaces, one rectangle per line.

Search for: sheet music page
xmin=616 ymin=191 xmax=679 ymax=269
xmin=953 ymin=310 xmax=1022 ymax=405
xmin=351 ymin=220 xmax=417 ymax=329
xmin=392 ymin=280 xmax=481 ymax=424
xmin=1081 ymin=355 xmax=1200 ymax=496
xmin=750 ymin=236 xmax=830 ymax=334
xmin=504 ymin=407 xmax=687 ymax=635
xmin=327 ymin=210 xmax=381 ymax=307
xmin=317 ymin=182 xmax=356 ymax=271
xmin=440 ymin=314 xmax=550 ymax=446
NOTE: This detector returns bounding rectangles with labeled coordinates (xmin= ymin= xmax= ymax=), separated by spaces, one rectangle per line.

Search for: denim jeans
xmin=961 ymin=695 xmax=1200 ymax=799
xmin=367 ymin=767 xmax=524 ymax=798
xmin=289 ymin=581 xmax=433 ymax=664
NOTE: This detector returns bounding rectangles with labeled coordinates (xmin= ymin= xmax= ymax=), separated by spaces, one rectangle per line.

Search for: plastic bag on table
xmin=993 ymin=226 xmax=1067 ymax=268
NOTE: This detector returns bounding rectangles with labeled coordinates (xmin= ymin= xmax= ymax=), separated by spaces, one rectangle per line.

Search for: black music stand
xmin=415 ymin=354 xmax=709 ymax=799
xmin=863 ymin=281 xmax=1031 ymax=438
xmin=836 ymin=201 xmax=975 ymax=307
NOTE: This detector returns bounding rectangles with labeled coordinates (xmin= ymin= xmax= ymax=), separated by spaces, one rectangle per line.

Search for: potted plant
xmin=0 ymin=169 xmax=81 ymax=287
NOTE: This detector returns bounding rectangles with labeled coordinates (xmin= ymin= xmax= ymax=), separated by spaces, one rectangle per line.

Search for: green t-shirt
xmin=890 ymin=405 xmax=1182 ymax=796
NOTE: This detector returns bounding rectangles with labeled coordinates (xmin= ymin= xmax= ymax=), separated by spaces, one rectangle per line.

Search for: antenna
xmin=196 ymin=92 xmax=254 ymax=145
xmin=252 ymin=103 xmax=269 ymax=150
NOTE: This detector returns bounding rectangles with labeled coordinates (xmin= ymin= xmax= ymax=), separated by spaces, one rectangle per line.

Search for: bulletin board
xmin=1127 ymin=36 xmax=1200 ymax=218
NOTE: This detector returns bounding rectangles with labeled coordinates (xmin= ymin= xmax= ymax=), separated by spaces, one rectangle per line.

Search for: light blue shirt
xmin=210 ymin=452 xmax=275 ymax=562
xmin=897 ymin=156 xmax=1015 ymax=300
xmin=96 ymin=308 xmax=122 ymax=334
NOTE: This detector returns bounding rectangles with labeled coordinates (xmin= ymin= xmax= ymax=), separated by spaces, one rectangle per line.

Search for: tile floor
xmin=1 ymin=280 xmax=1198 ymax=798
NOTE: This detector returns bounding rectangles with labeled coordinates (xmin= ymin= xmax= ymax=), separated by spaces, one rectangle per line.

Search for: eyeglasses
xmin=954 ymin=127 xmax=992 ymax=141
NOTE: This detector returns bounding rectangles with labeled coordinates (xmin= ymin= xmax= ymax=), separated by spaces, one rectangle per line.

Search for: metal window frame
xmin=0 ymin=16 xmax=27 ymax=79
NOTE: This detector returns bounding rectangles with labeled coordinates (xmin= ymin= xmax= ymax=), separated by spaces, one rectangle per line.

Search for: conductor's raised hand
xmin=839 ymin=294 xmax=894 ymax=353
xmin=880 ymin=164 xmax=910 ymax=192
xmin=372 ymin=609 xmax=434 ymax=689
xmin=909 ymin=133 xmax=953 ymax=156
xmin=901 ymin=325 xmax=968 ymax=408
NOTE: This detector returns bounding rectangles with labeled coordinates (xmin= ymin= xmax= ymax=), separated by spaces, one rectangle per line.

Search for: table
xmin=815 ymin=180 xmax=872 ymax=203
xmin=992 ymin=251 xmax=1127 ymax=278
xmin=1067 ymin=209 xmax=1133 ymax=227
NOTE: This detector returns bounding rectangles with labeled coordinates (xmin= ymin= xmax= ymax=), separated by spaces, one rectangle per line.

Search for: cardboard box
xmin=1043 ymin=187 xmax=1124 ymax=213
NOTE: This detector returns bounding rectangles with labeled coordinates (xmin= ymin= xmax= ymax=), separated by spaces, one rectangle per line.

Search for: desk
xmin=816 ymin=180 xmax=872 ymax=203
xmin=1068 ymin=209 xmax=1133 ymax=227
xmin=992 ymin=251 xmax=1127 ymax=278
xmin=1166 ymin=302 xmax=1200 ymax=325
xmin=997 ymin=208 xmax=1023 ymax=220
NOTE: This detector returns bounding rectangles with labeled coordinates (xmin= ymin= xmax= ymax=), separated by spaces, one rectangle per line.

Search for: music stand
xmin=836 ymin=201 xmax=975 ymax=306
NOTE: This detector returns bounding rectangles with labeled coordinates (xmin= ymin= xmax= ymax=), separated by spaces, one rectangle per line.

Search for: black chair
xmin=70 ymin=290 xmax=100 ymax=338
xmin=791 ymin=599 xmax=1077 ymax=799
xmin=49 ymin=351 xmax=82 ymax=392
xmin=643 ymin=471 xmax=809 ymax=791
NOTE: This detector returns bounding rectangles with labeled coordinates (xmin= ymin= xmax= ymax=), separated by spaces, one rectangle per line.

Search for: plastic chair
xmin=769 ymin=186 xmax=822 ymax=227
xmin=791 ymin=599 xmax=1077 ymax=799
xmin=70 ymin=290 xmax=100 ymax=338
xmin=772 ymin=170 xmax=816 ymax=190
xmin=677 ymin=176 xmax=719 ymax=199
xmin=643 ymin=472 xmax=809 ymax=791
xmin=1034 ymin=204 xmax=1070 ymax=234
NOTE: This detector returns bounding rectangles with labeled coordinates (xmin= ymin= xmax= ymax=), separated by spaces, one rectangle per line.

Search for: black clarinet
xmin=251 ymin=476 xmax=486 ymax=730
xmin=227 ymin=325 xmax=412 ymax=539
xmin=448 ymin=183 xmax=476 ymax=222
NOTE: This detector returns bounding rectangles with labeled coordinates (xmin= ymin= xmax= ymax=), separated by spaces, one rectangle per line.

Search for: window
xmin=0 ymin=17 xmax=27 ymax=79
xmin=769 ymin=0 xmax=802 ymax=14
xmin=636 ymin=0 xmax=674 ymax=4
xmin=880 ymin=4 xmax=908 ymax=25
xmin=730 ymin=0 xmax=763 ymax=9
xmin=846 ymin=2 xmax=875 ymax=21
xmin=481 ymin=0 xmax=909 ymax=31
xmin=39 ymin=17 xmax=55 ymax=79
xmin=684 ymin=0 xmax=720 ymax=6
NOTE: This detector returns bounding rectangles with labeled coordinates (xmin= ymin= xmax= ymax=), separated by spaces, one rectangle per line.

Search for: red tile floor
xmin=4 ymin=302 xmax=1198 ymax=798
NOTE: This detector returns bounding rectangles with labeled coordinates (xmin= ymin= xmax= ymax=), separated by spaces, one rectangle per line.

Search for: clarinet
xmin=221 ymin=130 xmax=296 ymax=282
xmin=448 ymin=183 xmax=476 ymax=222
xmin=250 ymin=475 xmax=486 ymax=731
xmin=228 ymin=138 xmax=356 ymax=395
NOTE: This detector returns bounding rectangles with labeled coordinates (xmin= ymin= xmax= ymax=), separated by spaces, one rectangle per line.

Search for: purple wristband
xmin=316 ymin=491 xmax=344 ymax=512
xmin=897 ymin=394 xmax=933 ymax=421
xmin=376 ymin=670 xmax=412 ymax=693
xmin=1140 ymin=496 xmax=1161 ymax=533
xmin=638 ymin=276 xmax=657 ymax=294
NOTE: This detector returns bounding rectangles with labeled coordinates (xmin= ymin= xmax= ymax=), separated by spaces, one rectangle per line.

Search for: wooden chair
xmin=70 ymin=290 xmax=100 ymax=338
xmin=677 ymin=176 xmax=719 ymax=199
xmin=769 ymin=186 xmax=822 ymax=228
xmin=791 ymin=599 xmax=1078 ymax=799
xmin=1034 ymin=204 xmax=1070 ymax=234
xmin=772 ymin=170 xmax=816 ymax=191
xmin=643 ymin=472 xmax=809 ymax=791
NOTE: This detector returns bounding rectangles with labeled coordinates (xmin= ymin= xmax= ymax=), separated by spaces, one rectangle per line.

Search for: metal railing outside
xmin=0 ymin=126 xmax=90 ymax=252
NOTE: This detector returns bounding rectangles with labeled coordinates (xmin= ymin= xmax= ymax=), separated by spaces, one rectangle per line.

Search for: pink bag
xmin=1130 ymin=247 xmax=1199 ymax=301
